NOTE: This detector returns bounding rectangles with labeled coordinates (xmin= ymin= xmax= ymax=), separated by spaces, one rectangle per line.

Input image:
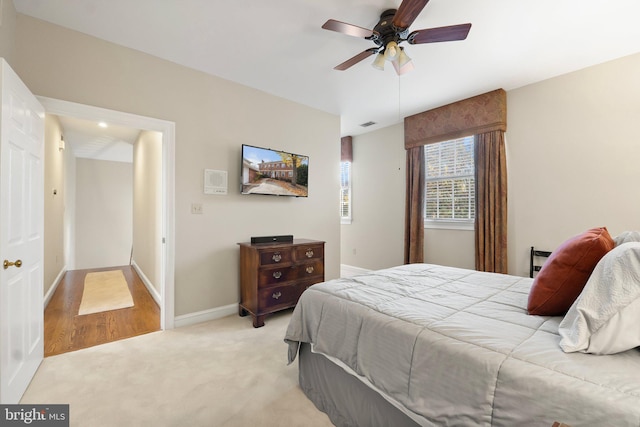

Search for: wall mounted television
xmin=241 ymin=144 xmax=309 ymax=197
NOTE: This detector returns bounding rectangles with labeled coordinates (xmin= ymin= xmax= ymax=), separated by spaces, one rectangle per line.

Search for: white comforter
xmin=285 ymin=264 xmax=640 ymax=426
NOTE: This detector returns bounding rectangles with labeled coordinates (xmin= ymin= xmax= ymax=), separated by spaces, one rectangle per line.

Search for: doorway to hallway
xmin=39 ymin=97 xmax=175 ymax=330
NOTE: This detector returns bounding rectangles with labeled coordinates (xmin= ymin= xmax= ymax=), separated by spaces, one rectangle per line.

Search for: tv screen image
xmin=241 ymin=144 xmax=309 ymax=197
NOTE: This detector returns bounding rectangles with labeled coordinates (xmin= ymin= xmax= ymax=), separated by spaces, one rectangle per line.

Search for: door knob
xmin=3 ymin=259 xmax=22 ymax=269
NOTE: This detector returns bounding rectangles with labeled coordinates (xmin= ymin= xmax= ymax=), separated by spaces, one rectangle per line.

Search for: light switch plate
xmin=191 ymin=203 xmax=203 ymax=214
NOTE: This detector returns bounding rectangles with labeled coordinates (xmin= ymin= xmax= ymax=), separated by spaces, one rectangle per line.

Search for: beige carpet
xmin=21 ymin=311 xmax=333 ymax=427
xmin=78 ymin=270 xmax=134 ymax=315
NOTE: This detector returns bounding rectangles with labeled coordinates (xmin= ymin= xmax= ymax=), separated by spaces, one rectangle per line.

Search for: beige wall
xmin=13 ymin=14 xmax=340 ymax=317
xmin=507 ymin=52 xmax=640 ymax=276
xmin=43 ymin=115 xmax=65 ymax=293
xmin=341 ymin=124 xmax=475 ymax=271
xmin=425 ymin=229 xmax=474 ymax=269
xmin=75 ymin=158 xmax=133 ymax=269
xmin=0 ymin=0 xmax=16 ymax=64
xmin=342 ymin=52 xmax=640 ymax=275
xmin=63 ymin=130 xmax=76 ymax=270
xmin=133 ymin=130 xmax=162 ymax=294
xmin=340 ymin=124 xmax=405 ymax=270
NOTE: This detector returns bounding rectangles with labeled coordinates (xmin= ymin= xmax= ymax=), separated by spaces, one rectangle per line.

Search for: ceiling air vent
xmin=359 ymin=121 xmax=377 ymax=128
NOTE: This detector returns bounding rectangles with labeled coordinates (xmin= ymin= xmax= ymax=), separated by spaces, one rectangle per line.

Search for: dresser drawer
xmin=293 ymin=244 xmax=324 ymax=262
xmin=258 ymin=282 xmax=308 ymax=312
xmin=259 ymin=248 xmax=292 ymax=266
xmin=296 ymin=260 xmax=324 ymax=280
xmin=258 ymin=266 xmax=296 ymax=287
xmin=258 ymin=261 xmax=323 ymax=287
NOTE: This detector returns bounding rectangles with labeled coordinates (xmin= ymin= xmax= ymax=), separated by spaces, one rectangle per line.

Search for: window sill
xmin=424 ymin=220 xmax=474 ymax=231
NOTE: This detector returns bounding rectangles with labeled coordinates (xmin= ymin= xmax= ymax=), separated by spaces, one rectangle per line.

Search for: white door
xmin=0 ymin=59 xmax=44 ymax=404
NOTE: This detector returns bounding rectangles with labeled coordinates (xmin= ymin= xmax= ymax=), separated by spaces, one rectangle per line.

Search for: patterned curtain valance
xmin=404 ymin=89 xmax=507 ymax=149
xmin=341 ymin=136 xmax=353 ymax=162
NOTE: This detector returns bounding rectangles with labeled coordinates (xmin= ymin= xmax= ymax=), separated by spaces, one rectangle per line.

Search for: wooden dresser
xmin=238 ymin=239 xmax=325 ymax=327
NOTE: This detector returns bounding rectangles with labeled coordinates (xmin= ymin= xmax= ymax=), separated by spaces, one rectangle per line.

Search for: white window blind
xmin=425 ymin=136 xmax=475 ymax=225
xmin=340 ymin=161 xmax=352 ymax=223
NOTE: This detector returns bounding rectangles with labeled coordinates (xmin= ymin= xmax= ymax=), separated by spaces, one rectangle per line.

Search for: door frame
xmin=38 ymin=97 xmax=175 ymax=330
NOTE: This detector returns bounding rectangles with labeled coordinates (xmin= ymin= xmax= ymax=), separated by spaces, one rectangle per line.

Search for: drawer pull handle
xmin=306 ymin=266 xmax=314 ymax=274
xmin=273 ymin=271 xmax=282 ymax=279
xmin=272 ymin=253 xmax=282 ymax=262
xmin=305 ymin=249 xmax=314 ymax=258
xmin=272 ymin=291 xmax=282 ymax=300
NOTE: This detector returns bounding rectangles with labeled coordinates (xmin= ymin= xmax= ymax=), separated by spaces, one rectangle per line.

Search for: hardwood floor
xmin=44 ymin=265 xmax=160 ymax=357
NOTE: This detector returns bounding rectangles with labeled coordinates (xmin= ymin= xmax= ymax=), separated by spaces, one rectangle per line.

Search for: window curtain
xmin=404 ymin=146 xmax=425 ymax=264
xmin=474 ymin=131 xmax=508 ymax=273
xmin=341 ymin=136 xmax=352 ymax=162
xmin=403 ymin=89 xmax=507 ymax=269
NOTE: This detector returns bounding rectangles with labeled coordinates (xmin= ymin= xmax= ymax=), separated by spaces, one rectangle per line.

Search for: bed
xmin=284 ymin=262 xmax=640 ymax=426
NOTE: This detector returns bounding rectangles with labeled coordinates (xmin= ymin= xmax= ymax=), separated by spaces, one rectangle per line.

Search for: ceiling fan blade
xmin=407 ymin=23 xmax=472 ymax=44
xmin=334 ymin=49 xmax=378 ymax=71
xmin=392 ymin=0 xmax=430 ymax=30
xmin=322 ymin=19 xmax=375 ymax=38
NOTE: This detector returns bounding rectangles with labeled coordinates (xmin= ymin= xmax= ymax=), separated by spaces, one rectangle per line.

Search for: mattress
xmin=284 ymin=264 xmax=640 ymax=426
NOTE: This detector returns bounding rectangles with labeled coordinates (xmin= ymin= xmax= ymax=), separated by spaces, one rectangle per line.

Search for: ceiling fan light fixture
xmin=392 ymin=57 xmax=415 ymax=75
xmin=397 ymin=47 xmax=412 ymax=68
xmin=383 ymin=41 xmax=400 ymax=61
xmin=372 ymin=52 xmax=386 ymax=70
xmin=321 ymin=1 xmax=472 ymax=73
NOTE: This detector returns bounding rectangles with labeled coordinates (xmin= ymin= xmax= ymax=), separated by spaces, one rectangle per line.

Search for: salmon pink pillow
xmin=527 ymin=227 xmax=615 ymax=316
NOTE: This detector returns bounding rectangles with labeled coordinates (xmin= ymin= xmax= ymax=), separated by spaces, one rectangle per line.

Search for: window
xmin=424 ymin=136 xmax=475 ymax=229
xmin=340 ymin=161 xmax=352 ymax=224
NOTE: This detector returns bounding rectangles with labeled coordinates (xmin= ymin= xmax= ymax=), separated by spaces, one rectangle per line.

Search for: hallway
xmin=44 ymin=265 xmax=160 ymax=357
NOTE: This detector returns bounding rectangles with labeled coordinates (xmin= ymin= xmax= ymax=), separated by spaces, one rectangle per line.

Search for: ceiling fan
xmin=322 ymin=0 xmax=471 ymax=75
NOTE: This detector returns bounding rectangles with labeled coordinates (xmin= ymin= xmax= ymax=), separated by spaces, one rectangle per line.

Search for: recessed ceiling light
xmin=98 ymin=121 xmax=108 ymax=128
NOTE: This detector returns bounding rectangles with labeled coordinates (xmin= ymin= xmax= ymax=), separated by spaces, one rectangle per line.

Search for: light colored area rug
xmin=22 ymin=311 xmax=333 ymax=427
xmin=78 ymin=270 xmax=134 ymax=315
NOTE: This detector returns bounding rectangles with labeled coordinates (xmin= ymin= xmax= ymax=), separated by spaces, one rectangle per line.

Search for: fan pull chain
xmin=398 ymin=74 xmax=402 ymax=123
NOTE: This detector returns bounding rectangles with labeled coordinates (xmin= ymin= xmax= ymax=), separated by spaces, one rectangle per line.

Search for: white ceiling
xmin=57 ymin=115 xmax=139 ymax=163
xmin=14 ymin=0 xmax=640 ymax=138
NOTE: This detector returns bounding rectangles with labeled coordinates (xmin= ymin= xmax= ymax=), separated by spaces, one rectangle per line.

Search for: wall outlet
xmin=191 ymin=203 xmax=203 ymax=214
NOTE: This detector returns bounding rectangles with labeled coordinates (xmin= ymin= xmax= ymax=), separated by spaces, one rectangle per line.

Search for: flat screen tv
xmin=241 ymin=144 xmax=309 ymax=197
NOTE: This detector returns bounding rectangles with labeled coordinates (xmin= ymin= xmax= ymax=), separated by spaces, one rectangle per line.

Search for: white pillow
xmin=558 ymin=242 xmax=640 ymax=355
xmin=614 ymin=230 xmax=640 ymax=246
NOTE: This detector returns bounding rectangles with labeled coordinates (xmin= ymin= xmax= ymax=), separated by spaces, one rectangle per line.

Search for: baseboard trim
xmin=131 ymin=261 xmax=161 ymax=306
xmin=340 ymin=264 xmax=371 ymax=278
xmin=174 ymin=304 xmax=238 ymax=328
xmin=44 ymin=266 xmax=67 ymax=308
